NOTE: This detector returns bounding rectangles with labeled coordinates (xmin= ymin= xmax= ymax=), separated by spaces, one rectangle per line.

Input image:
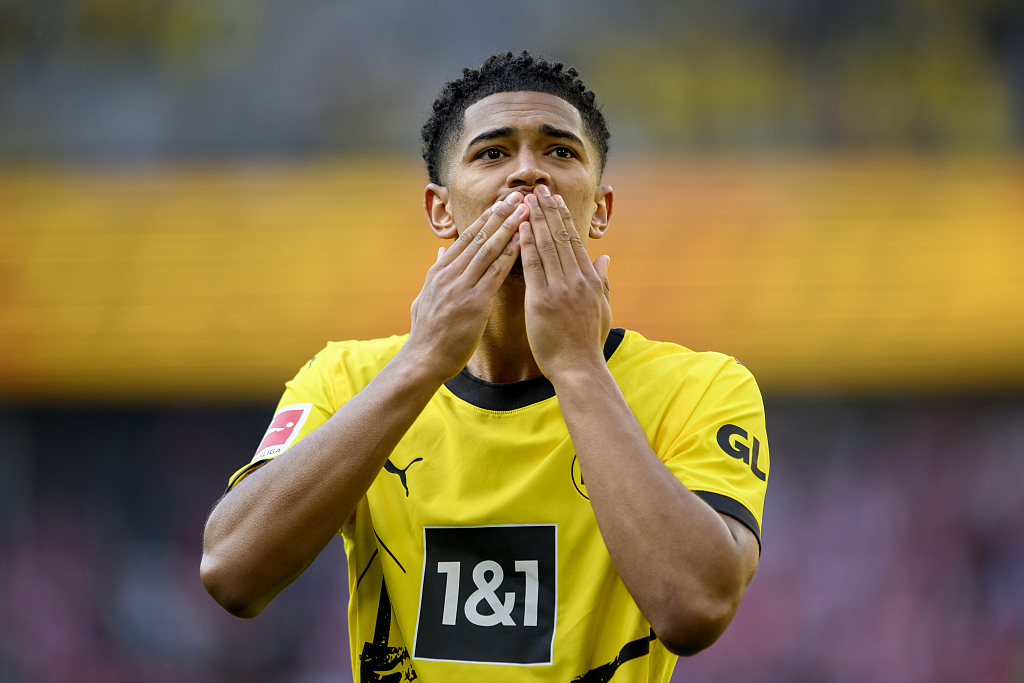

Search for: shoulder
xmin=608 ymin=329 xmax=766 ymax=438
xmin=610 ymin=329 xmax=758 ymax=394
xmin=311 ymin=334 xmax=409 ymax=375
xmin=319 ymin=334 xmax=409 ymax=366
xmin=287 ymin=334 xmax=409 ymax=401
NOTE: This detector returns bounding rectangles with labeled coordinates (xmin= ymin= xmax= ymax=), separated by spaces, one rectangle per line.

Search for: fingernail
xmin=505 ymin=192 xmax=522 ymax=204
xmin=536 ymin=185 xmax=550 ymax=197
xmin=513 ymin=203 xmax=527 ymax=216
xmin=527 ymin=194 xmax=539 ymax=206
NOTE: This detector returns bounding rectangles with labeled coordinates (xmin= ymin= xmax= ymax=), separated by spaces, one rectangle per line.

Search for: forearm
xmin=201 ymin=347 xmax=443 ymax=617
xmin=551 ymin=364 xmax=756 ymax=654
xmin=201 ymin=194 xmax=527 ymax=617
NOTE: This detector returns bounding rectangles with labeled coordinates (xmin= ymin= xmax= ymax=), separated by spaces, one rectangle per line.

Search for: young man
xmin=201 ymin=51 xmax=769 ymax=682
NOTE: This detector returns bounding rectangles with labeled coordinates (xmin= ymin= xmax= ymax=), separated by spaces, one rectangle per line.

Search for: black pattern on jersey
xmin=572 ymin=629 xmax=657 ymax=682
xmin=357 ymin=532 xmax=407 ymax=591
xmin=356 ymin=549 xmax=379 ymax=589
xmin=384 ymin=458 xmax=423 ymax=497
xmin=359 ymin=579 xmax=417 ymax=683
xmin=374 ymin=531 xmax=406 ymax=573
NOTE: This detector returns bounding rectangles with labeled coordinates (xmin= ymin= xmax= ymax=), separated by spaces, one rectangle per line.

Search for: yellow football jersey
xmin=228 ymin=328 xmax=770 ymax=682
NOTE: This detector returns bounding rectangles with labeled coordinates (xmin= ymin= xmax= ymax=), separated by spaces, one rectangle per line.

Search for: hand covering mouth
xmin=498 ymin=188 xmax=542 ymax=202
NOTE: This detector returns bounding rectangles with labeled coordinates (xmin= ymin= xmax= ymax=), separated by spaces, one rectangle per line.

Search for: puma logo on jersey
xmin=384 ymin=457 xmax=423 ymax=497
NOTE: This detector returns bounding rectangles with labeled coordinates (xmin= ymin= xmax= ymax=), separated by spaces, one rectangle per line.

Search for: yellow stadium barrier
xmin=1 ymin=156 xmax=1022 ymax=400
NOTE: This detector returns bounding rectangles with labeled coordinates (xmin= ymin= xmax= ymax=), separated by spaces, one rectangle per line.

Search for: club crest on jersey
xmin=413 ymin=524 xmax=557 ymax=666
xmin=252 ymin=403 xmax=312 ymax=462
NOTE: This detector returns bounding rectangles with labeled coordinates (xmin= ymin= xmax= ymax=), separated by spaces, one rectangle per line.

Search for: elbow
xmin=200 ymin=551 xmax=267 ymax=619
xmin=651 ymin=594 xmax=741 ymax=657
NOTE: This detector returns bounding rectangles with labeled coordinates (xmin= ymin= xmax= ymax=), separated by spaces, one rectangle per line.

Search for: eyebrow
xmin=538 ymin=124 xmax=585 ymax=148
xmin=465 ymin=126 xmax=516 ymax=150
xmin=464 ymin=124 xmax=586 ymax=152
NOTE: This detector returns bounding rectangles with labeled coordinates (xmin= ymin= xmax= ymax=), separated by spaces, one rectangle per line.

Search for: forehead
xmin=459 ymin=91 xmax=585 ymax=148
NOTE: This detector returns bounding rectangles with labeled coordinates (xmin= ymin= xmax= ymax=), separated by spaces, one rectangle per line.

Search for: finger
xmin=519 ymin=220 xmax=548 ymax=288
xmin=525 ymin=192 xmax=563 ymax=278
xmin=410 ymin=292 xmax=420 ymax=319
xmin=553 ymin=194 xmax=595 ymax=277
xmin=447 ymin=192 xmax=524 ymax=269
xmin=464 ymin=201 xmax=529 ymax=283
xmin=534 ymin=186 xmax=579 ymax=278
xmin=474 ymin=229 xmax=522 ymax=293
xmin=594 ymin=254 xmax=611 ymax=302
xmin=436 ymin=206 xmax=494 ymax=267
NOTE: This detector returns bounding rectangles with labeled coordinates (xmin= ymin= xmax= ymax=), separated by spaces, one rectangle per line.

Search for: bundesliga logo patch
xmin=252 ymin=403 xmax=312 ymax=461
xmin=413 ymin=524 xmax=557 ymax=666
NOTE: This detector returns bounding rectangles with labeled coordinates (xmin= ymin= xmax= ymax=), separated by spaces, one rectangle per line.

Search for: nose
xmin=506 ymin=148 xmax=550 ymax=189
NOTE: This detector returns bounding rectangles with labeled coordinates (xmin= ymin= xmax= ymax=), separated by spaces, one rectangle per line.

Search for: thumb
xmin=594 ymin=254 xmax=611 ymax=300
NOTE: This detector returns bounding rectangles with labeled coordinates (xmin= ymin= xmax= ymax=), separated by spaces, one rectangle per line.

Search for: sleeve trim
xmin=225 ymin=457 xmax=275 ymax=494
xmin=693 ymin=490 xmax=761 ymax=552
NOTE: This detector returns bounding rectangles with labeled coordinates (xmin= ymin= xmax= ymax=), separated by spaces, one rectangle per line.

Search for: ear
xmin=424 ymin=183 xmax=456 ymax=239
xmin=589 ymin=185 xmax=613 ymax=239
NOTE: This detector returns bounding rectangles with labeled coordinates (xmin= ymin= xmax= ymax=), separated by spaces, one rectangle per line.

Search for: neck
xmin=465 ymin=276 xmax=541 ymax=383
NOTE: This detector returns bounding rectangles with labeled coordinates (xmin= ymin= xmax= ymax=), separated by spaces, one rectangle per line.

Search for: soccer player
xmin=201 ymin=51 xmax=769 ymax=682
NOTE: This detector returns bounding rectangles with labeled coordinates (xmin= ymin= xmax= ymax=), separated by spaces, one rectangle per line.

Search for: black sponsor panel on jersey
xmin=413 ymin=524 xmax=557 ymax=665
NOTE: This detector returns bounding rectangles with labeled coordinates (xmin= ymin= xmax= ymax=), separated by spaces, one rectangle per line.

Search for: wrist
xmin=546 ymin=356 xmax=614 ymax=394
xmin=390 ymin=342 xmax=453 ymax=393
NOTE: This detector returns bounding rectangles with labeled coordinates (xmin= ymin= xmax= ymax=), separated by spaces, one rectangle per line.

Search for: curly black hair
xmin=421 ymin=51 xmax=610 ymax=185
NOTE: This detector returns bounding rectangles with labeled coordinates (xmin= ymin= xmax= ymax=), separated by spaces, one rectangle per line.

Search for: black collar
xmin=443 ymin=328 xmax=626 ymax=411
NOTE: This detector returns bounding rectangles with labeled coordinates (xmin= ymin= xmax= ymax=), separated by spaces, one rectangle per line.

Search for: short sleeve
xmin=226 ymin=348 xmax=345 ymax=490
xmin=662 ymin=359 xmax=769 ymax=547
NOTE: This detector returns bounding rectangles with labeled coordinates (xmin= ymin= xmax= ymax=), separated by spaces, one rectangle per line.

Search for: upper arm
xmin=720 ymin=513 xmax=760 ymax=589
xmin=661 ymin=358 xmax=770 ymax=550
xmin=225 ymin=348 xmax=343 ymax=492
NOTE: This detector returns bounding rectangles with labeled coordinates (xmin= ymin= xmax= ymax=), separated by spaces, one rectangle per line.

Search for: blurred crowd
xmin=1 ymin=0 xmax=1022 ymax=160
xmin=1 ymin=398 xmax=1021 ymax=682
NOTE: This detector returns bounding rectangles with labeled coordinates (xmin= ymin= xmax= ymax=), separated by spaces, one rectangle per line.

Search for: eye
xmin=477 ymin=148 xmax=504 ymax=161
xmin=551 ymin=146 xmax=577 ymax=158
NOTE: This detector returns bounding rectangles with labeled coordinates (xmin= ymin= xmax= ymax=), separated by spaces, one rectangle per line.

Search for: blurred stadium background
xmin=2 ymin=0 xmax=1024 ymax=681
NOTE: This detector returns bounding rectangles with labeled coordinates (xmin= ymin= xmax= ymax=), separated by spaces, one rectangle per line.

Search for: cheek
xmin=448 ymin=183 xmax=493 ymax=233
xmin=566 ymin=189 xmax=597 ymax=229
xmin=450 ymin=202 xmax=481 ymax=236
